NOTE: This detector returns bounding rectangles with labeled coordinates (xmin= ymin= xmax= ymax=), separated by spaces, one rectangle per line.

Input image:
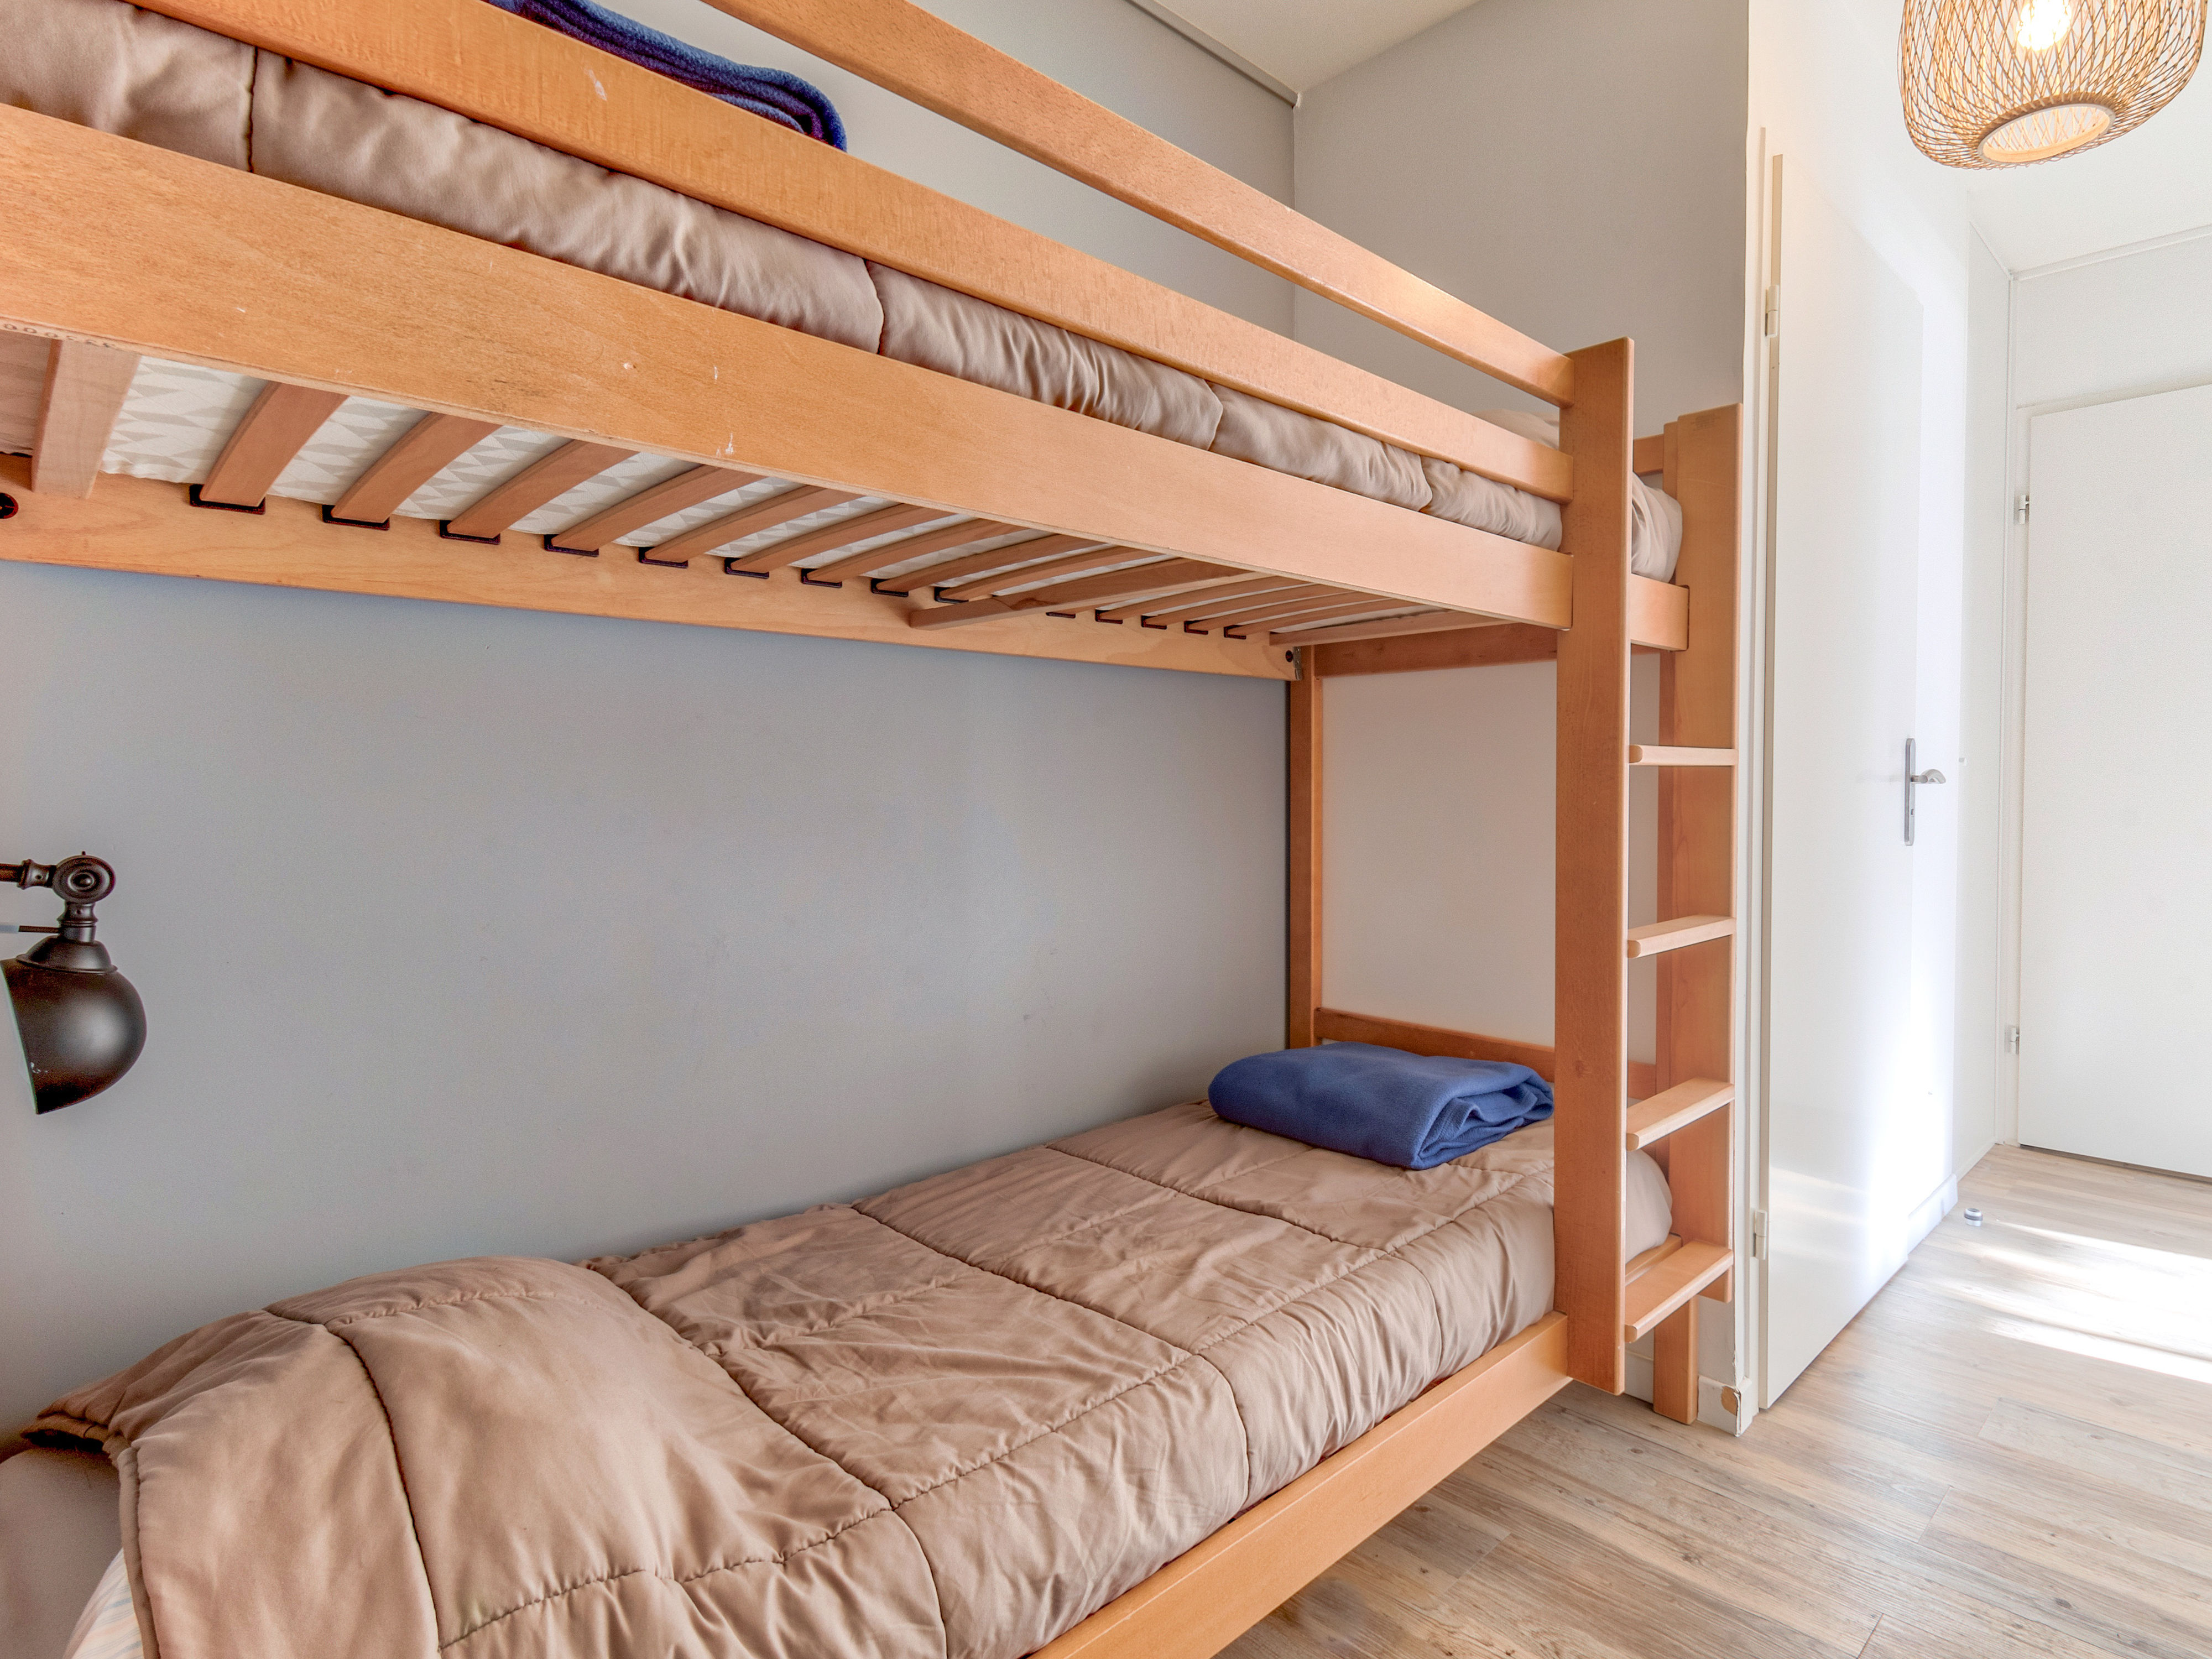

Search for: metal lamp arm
xmin=3 ymin=855 xmax=119 ymax=940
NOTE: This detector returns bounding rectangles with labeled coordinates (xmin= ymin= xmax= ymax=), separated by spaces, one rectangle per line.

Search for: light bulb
xmin=2015 ymin=0 xmax=2074 ymax=53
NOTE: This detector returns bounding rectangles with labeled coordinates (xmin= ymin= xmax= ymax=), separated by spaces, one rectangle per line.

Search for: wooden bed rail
xmin=1033 ymin=1314 xmax=1571 ymax=1659
xmin=703 ymin=0 xmax=1575 ymax=406
xmin=0 ymin=108 xmax=1577 ymax=636
xmin=135 ymin=0 xmax=1568 ymax=502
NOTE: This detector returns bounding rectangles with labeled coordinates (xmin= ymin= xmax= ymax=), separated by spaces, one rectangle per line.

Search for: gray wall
xmin=1290 ymin=0 xmax=1750 ymax=432
xmin=1 ymin=0 xmax=1292 ymax=1435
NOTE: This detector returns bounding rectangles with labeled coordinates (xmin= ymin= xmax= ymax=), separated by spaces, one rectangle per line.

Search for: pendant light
xmin=1901 ymin=0 xmax=2206 ymax=167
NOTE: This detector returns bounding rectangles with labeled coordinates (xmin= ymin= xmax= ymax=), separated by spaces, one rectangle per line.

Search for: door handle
xmin=1905 ymin=738 xmax=1945 ymax=844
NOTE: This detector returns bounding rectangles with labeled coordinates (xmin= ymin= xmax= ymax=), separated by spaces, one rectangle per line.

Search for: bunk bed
xmin=0 ymin=1 xmax=1745 ymax=1655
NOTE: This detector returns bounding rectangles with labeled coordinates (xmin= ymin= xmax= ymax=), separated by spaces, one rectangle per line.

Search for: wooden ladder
xmin=1557 ymin=382 xmax=1741 ymax=1425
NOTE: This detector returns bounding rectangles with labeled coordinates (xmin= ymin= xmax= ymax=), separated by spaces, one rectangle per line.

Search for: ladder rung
xmin=1623 ymin=1240 xmax=1732 ymax=1341
xmin=1625 ymin=1078 xmax=1734 ymax=1150
xmin=1625 ymin=915 xmax=1734 ymax=958
xmin=1627 ymin=745 xmax=1735 ymax=766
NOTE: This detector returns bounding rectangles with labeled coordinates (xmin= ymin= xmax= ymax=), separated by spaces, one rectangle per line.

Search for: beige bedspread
xmin=34 ymin=1104 xmax=1668 ymax=1659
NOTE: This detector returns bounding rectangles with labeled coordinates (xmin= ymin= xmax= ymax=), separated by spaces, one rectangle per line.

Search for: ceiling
xmin=1958 ymin=65 xmax=2212 ymax=272
xmin=1155 ymin=0 xmax=1479 ymax=92
xmin=1165 ymin=0 xmax=2212 ymax=271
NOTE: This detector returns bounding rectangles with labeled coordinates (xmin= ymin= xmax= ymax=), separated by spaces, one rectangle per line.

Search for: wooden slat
xmin=681 ymin=487 xmax=860 ymax=571
xmin=0 ymin=456 xmax=1292 ymax=684
xmin=1629 ymin=744 xmax=1734 ymax=766
xmin=1553 ymin=338 xmax=1633 ymax=1394
xmin=913 ymin=560 xmax=1237 ymax=629
xmin=1629 ymin=573 xmax=1689 ymax=651
xmin=1207 ymin=591 xmax=1378 ymax=633
xmin=938 ymin=545 xmax=1141 ymax=602
xmin=895 ymin=534 xmax=1107 ymax=594
xmin=802 ymin=517 xmax=1017 ymax=586
xmin=1625 ymin=1078 xmax=1734 ymax=1151
xmin=444 ymin=439 xmax=633 ymax=540
xmin=329 ymin=411 xmax=499 ymax=526
xmin=1311 ymin=1007 xmax=1658 ymax=1099
xmin=0 ymin=110 xmax=1574 ymax=624
xmin=765 ymin=503 xmax=957 ymax=578
xmin=1632 ymin=434 xmax=1667 ymax=474
xmin=547 ymin=464 xmax=755 ymax=554
xmin=1288 ymin=673 xmax=1321 ymax=1049
xmin=1181 ymin=587 xmax=1348 ymax=631
xmin=1034 ymin=1314 xmax=1571 ymax=1659
xmin=1622 ymin=1241 xmax=1730 ymax=1342
xmin=197 ymin=381 xmax=345 ymax=508
xmin=1654 ymin=405 xmax=1744 ymax=1308
xmin=1313 ymin=622 xmax=1561 ymax=677
xmin=705 ymin=0 xmax=1573 ymax=408
xmin=139 ymin=0 xmax=1568 ymax=499
xmin=1099 ymin=576 xmax=1302 ymax=625
xmin=1624 ymin=915 xmax=1734 ymax=959
xmin=1267 ymin=611 xmax=1488 ymax=648
xmin=30 ymin=339 xmax=138 ymax=498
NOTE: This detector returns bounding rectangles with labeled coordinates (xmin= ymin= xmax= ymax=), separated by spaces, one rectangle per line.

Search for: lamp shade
xmin=5 ymin=940 xmax=147 ymax=1113
xmin=1901 ymin=0 xmax=2207 ymax=168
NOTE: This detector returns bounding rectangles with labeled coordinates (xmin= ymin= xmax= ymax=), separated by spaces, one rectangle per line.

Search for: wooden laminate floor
xmin=1220 ymin=1145 xmax=2212 ymax=1658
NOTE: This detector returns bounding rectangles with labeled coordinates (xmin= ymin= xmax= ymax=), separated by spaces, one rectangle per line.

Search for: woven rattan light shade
xmin=1901 ymin=0 xmax=2206 ymax=166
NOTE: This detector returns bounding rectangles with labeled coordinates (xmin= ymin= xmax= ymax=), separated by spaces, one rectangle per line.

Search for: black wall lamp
xmin=4 ymin=855 xmax=145 ymax=1113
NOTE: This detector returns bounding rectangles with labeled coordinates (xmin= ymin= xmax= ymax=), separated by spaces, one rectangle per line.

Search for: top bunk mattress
xmin=0 ymin=0 xmax=1683 ymax=584
xmin=28 ymin=1100 xmax=1672 ymax=1659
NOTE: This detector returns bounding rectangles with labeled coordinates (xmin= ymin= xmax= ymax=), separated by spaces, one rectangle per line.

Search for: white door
xmin=2017 ymin=383 xmax=2212 ymax=1180
xmin=1760 ymin=160 xmax=1937 ymax=1406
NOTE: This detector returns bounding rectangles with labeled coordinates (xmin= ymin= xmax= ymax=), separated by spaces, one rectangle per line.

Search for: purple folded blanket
xmin=1208 ymin=1041 xmax=1554 ymax=1170
xmin=484 ymin=0 xmax=847 ymax=148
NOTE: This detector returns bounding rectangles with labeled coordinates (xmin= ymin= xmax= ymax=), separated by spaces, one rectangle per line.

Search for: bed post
xmin=1287 ymin=666 xmax=1322 ymax=1047
xmin=1553 ymin=340 xmax=1634 ymax=1393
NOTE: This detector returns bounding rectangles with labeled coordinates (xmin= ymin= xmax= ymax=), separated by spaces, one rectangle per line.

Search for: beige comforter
xmin=36 ymin=1104 xmax=1669 ymax=1659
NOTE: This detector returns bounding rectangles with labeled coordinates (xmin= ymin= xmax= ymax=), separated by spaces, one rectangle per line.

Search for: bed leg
xmin=1652 ymin=1296 xmax=1698 ymax=1425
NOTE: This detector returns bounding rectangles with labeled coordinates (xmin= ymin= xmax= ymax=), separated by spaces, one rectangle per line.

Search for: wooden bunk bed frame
xmin=0 ymin=2 xmax=1743 ymax=1654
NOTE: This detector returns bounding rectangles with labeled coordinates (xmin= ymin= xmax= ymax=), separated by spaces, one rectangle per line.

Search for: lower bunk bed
xmin=4 ymin=1095 xmax=1673 ymax=1659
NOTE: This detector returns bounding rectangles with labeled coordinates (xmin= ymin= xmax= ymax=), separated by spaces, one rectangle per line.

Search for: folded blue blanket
xmin=1208 ymin=1042 xmax=1553 ymax=1171
xmin=484 ymin=0 xmax=847 ymax=149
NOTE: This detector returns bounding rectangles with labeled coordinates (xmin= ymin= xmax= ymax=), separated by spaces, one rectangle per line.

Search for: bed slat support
xmin=328 ymin=412 xmax=499 ymax=528
xmin=196 ymin=381 xmax=345 ymax=510
xmin=548 ymin=463 xmax=757 ymax=555
xmin=30 ymin=339 xmax=139 ymax=499
xmin=802 ymin=517 xmax=1016 ymax=586
xmin=441 ymin=439 xmax=634 ymax=541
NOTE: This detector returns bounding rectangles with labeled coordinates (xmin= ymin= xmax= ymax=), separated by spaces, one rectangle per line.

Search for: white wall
xmin=2012 ymin=232 xmax=2212 ymax=407
xmin=0 ymin=1 xmax=1293 ymax=1438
